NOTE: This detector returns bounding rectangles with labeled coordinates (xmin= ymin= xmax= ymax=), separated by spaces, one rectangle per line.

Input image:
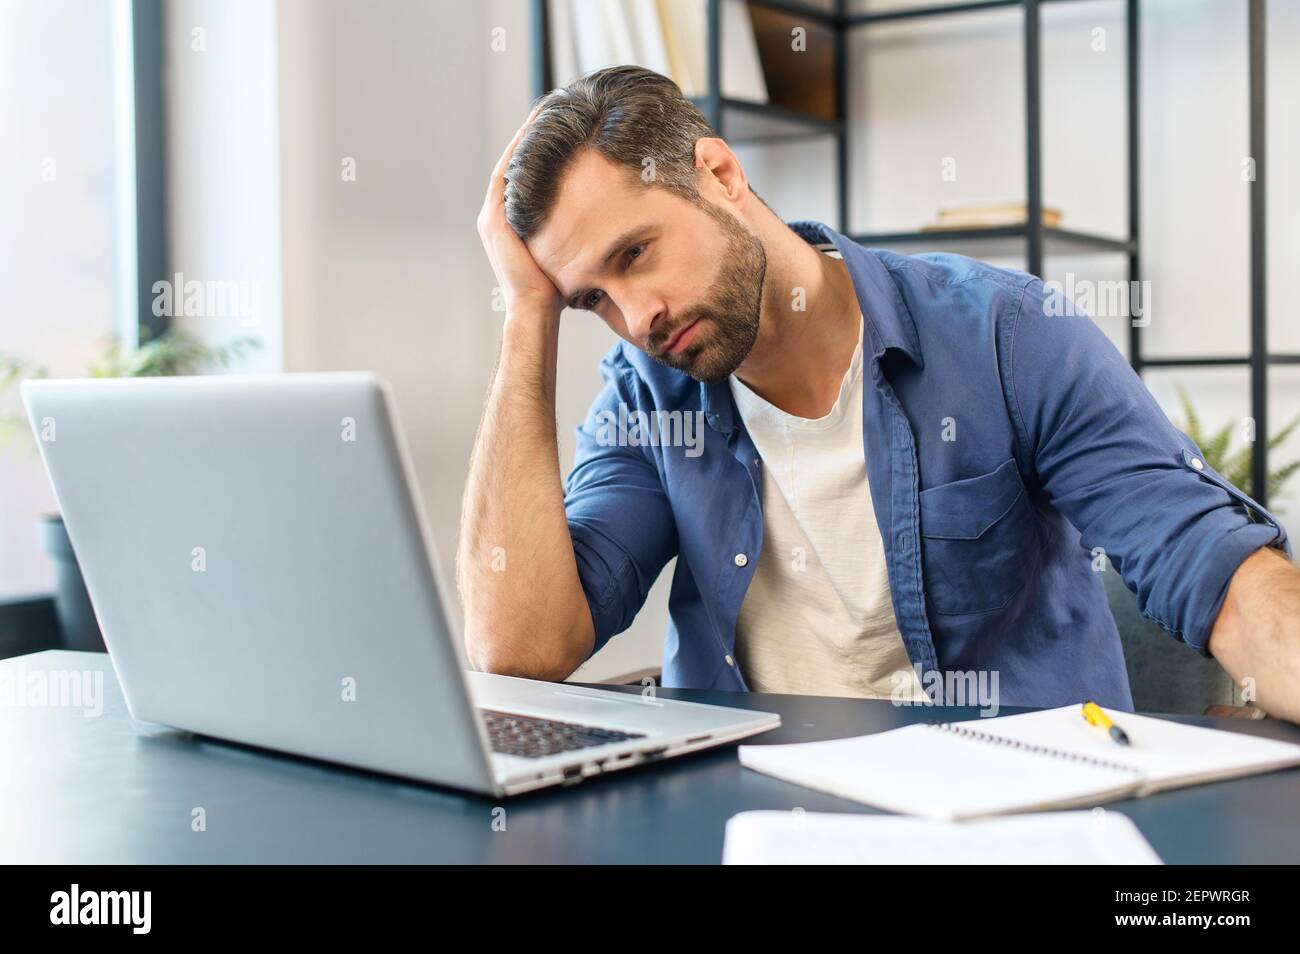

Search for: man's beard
xmin=645 ymin=204 xmax=766 ymax=383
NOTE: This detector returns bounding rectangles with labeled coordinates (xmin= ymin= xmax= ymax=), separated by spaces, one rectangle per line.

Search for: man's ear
xmin=693 ymin=137 xmax=748 ymax=204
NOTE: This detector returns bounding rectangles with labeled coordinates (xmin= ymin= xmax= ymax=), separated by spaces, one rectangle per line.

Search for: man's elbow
xmin=466 ymin=642 xmax=566 ymax=682
xmin=464 ymin=617 xmax=591 ymax=683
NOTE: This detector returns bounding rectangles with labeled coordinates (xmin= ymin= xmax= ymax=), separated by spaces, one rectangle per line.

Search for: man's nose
xmin=622 ymin=295 xmax=666 ymax=345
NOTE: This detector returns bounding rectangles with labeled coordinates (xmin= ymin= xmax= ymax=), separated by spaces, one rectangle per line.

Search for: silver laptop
xmin=22 ymin=372 xmax=779 ymax=796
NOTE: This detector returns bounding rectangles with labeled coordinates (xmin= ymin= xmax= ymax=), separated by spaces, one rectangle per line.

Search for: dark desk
xmin=5 ymin=650 xmax=1300 ymax=863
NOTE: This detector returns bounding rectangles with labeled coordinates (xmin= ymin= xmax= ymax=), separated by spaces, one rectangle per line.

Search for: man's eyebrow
xmin=564 ymin=225 xmax=650 ymax=309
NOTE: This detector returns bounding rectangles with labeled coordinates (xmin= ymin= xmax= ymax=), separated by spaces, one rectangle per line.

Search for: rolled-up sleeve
xmin=1005 ymin=278 xmax=1290 ymax=655
xmin=564 ymin=351 xmax=678 ymax=655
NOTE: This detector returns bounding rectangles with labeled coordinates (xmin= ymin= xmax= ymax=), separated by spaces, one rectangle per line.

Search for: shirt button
xmin=733 ymin=553 xmax=748 ymax=567
xmin=724 ymin=654 xmax=735 ymax=667
xmin=1190 ymin=457 xmax=1205 ymax=471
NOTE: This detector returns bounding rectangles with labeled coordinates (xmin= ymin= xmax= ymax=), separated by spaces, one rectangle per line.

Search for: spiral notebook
xmin=738 ymin=705 xmax=1300 ymax=821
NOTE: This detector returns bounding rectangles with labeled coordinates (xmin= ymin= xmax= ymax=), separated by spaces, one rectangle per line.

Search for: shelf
xmin=1142 ymin=355 xmax=1300 ymax=370
xmin=692 ymin=96 xmax=842 ymax=143
xmin=849 ymin=225 xmax=1135 ymax=258
xmin=1144 ymin=358 xmax=1300 ymax=374
xmin=532 ymin=0 xmax=1279 ymax=509
xmin=847 ymin=0 xmax=1083 ymax=27
xmin=1142 ymin=357 xmax=1251 ymax=369
xmin=743 ymin=0 xmax=1098 ymax=29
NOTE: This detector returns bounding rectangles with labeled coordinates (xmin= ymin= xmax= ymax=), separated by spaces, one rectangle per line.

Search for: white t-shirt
xmin=728 ymin=303 xmax=923 ymax=700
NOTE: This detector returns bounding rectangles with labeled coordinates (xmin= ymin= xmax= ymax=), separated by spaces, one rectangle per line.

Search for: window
xmin=0 ymin=0 xmax=122 ymax=598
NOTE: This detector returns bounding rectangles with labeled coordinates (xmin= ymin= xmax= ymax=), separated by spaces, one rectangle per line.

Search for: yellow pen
xmin=1082 ymin=700 xmax=1131 ymax=746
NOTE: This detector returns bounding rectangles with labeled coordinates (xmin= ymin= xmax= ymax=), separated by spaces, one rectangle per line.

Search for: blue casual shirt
xmin=562 ymin=220 xmax=1290 ymax=710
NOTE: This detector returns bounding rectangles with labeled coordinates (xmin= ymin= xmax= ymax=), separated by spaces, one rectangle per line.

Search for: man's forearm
xmin=456 ymin=311 xmax=595 ymax=679
xmin=1208 ymin=546 xmax=1300 ymax=723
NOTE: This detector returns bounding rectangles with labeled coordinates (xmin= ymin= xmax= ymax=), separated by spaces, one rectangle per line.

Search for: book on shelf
xmin=551 ymin=0 xmax=768 ymax=104
xmin=747 ymin=2 xmax=836 ymax=121
xmin=922 ymin=201 xmax=1064 ymax=231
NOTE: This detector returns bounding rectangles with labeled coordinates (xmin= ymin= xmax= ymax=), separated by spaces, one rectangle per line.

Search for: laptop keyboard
xmin=481 ymin=709 xmax=646 ymax=760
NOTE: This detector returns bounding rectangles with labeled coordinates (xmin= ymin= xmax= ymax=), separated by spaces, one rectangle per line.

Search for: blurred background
xmin=2 ymin=0 xmax=1296 ymax=683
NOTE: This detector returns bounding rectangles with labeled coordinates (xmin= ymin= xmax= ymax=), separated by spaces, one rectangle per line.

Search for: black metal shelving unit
xmin=532 ymin=0 xmax=1291 ymax=507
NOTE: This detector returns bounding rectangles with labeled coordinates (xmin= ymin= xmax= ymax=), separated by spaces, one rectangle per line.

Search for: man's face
xmin=526 ymin=150 xmax=766 ymax=383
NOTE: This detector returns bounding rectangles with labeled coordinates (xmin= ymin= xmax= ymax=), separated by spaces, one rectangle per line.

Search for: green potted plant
xmin=1 ymin=330 xmax=259 ymax=652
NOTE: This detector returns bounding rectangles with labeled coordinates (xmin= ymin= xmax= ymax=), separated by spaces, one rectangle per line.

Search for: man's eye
xmin=584 ymin=290 xmax=604 ymax=308
xmin=626 ymin=243 xmax=645 ymax=263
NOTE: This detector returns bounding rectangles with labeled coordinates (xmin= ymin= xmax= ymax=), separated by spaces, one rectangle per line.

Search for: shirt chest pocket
xmin=918 ymin=457 xmax=1042 ymax=616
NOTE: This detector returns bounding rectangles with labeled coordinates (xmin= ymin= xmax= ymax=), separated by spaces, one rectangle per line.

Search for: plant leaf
xmin=1267 ymin=410 xmax=1300 ymax=452
xmin=1268 ymin=459 xmax=1300 ymax=503
xmin=1200 ymin=420 xmax=1234 ymax=471
xmin=1174 ymin=385 xmax=1202 ymax=446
